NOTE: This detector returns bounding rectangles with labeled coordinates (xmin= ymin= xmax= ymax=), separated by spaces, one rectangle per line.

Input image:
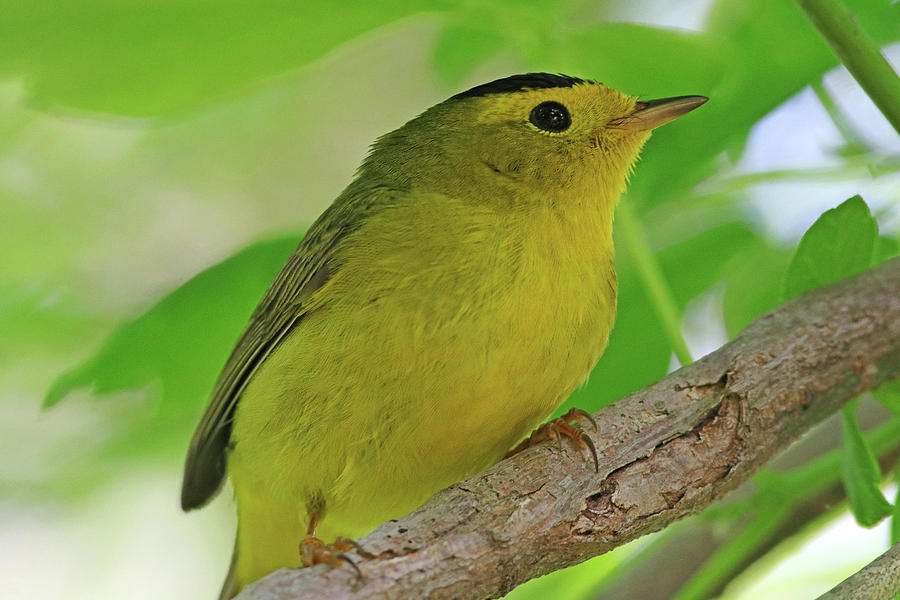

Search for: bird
xmin=180 ymin=72 xmax=707 ymax=598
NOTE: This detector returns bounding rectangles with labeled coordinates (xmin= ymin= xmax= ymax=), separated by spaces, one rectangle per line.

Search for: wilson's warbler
xmin=181 ymin=73 xmax=706 ymax=598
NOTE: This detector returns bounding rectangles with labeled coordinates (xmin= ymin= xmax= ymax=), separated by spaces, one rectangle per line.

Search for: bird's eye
xmin=529 ymin=101 xmax=571 ymax=133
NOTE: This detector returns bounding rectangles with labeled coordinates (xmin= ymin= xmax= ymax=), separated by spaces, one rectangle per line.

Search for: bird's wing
xmin=180 ymin=186 xmax=388 ymax=510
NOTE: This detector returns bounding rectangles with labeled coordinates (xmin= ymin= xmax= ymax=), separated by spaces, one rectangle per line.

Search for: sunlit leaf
xmin=503 ymin=553 xmax=629 ymax=600
xmin=625 ymin=0 xmax=899 ymax=209
xmin=433 ymin=22 xmax=505 ymax=84
xmin=841 ymin=401 xmax=892 ymax=527
xmin=872 ymin=380 xmax=900 ymax=417
xmin=877 ymin=235 xmax=899 ymax=262
xmin=45 ymin=236 xmax=298 ymax=410
xmin=782 ymin=195 xmax=878 ymax=301
xmin=783 ymin=196 xmax=886 ymax=531
xmin=565 ymin=24 xmax=728 ymax=96
xmin=0 ymin=0 xmax=447 ymax=115
xmin=657 ymin=221 xmax=759 ymax=307
xmin=565 ymin=260 xmax=671 ymax=413
xmin=723 ymin=242 xmax=792 ymax=337
xmin=892 ymin=464 xmax=900 ymax=544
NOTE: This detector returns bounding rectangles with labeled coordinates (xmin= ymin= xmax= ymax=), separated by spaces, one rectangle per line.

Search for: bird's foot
xmin=505 ymin=407 xmax=599 ymax=472
xmin=299 ymin=536 xmax=373 ymax=576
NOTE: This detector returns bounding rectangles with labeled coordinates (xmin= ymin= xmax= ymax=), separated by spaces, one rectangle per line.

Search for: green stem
xmin=616 ymin=201 xmax=693 ymax=366
xmin=778 ymin=417 xmax=900 ymax=497
xmin=892 ymin=463 xmax=900 ymax=544
xmin=811 ymin=79 xmax=865 ymax=147
xmin=672 ymin=505 xmax=791 ymax=600
xmin=675 ymin=417 xmax=900 ymax=600
xmin=797 ymin=0 xmax=900 ymax=136
xmin=707 ymin=160 xmax=900 ymax=193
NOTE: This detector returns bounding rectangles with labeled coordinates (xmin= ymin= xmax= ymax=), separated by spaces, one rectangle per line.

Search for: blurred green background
xmin=3 ymin=0 xmax=900 ymax=598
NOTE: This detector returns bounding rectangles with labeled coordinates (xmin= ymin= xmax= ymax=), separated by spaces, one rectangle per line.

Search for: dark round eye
xmin=529 ymin=101 xmax=571 ymax=133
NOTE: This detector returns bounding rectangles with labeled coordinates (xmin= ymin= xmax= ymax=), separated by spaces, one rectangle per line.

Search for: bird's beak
xmin=612 ymin=95 xmax=708 ymax=131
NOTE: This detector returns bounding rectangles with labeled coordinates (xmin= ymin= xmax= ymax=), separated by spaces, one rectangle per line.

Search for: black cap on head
xmin=450 ymin=73 xmax=591 ymax=100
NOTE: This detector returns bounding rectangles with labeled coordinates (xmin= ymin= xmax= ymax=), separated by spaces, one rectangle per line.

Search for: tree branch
xmin=797 ymin=0 xmax=900 ymax=135
xmin=238 ymin=258 xmax=900 ymax=600
xmin=816 ymin=542 xmax=900 ymax=600
xmin=593 ymin=412 xmax=900 ymax=600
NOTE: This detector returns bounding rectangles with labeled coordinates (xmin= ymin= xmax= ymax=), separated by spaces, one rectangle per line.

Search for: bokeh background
xmin=3 ymin=0 xmax=900 ymax=599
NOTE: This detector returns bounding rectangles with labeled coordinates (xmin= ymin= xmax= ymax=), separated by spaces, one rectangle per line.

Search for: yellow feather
xmin=181 ymin=74 xmax=706 ymax=595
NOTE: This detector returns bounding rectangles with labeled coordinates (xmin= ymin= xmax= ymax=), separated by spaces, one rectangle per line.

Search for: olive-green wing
xmin=179 ymin=185 xmax=387 ymax=510
xmin=180 ymin=249 xmax=330 ymax=510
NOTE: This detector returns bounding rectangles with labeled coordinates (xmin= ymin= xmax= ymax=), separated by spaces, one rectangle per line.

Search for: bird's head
xmin=362 ymin=73 xmax=707 ymax=208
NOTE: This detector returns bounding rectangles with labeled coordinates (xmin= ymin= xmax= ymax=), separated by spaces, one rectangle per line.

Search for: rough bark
xmin=238 ymin=258 xmax=900 ymax=600
xmin=592 ymin=402 xmax=900 ymax=600
xmin=816 ymin=542 xmax=900 ymax=600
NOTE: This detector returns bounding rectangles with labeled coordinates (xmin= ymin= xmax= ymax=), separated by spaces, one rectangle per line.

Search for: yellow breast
xmin=232 ymin=190 xmax=615 ymax=520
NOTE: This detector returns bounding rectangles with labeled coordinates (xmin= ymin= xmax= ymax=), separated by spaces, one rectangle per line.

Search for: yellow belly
xmin=227 ymin=195 xmax=616 ymax=589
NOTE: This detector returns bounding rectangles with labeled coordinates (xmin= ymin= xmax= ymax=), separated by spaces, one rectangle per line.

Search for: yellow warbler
xmin=181 ymin=73 xmax=706 ymax=598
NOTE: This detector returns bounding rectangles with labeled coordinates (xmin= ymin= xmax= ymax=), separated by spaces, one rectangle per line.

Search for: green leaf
xmin=657 ymin=222 xmax=760 ymax=308
xmin=841 ymin=401 xmax=892 ymax=527
xmin=503 ymin=552 xmax=630 ymax=600
xmin=45 ymin=235 xmax=298 ymax=409
xmin=433 ymin=22 xmax=505 ymax=85
xmin=0 ymin=0 xmax=444 ymax=116
xmin=782 ymin=195 xmax=878 ymax=301
xmin=565 ymin=24 xmax=728 ymax=99
xmin=672 ymin=504 xmax=790 ymax=600
xmin=606 ymin=0 xmax=900 ymax=210
xmin=872 ymin=379 xmax=900 ymax=417
xmin=877 ymin=235 xmax=900 ymax=262
xmin=723 ymin=242 xmax=793 ymax=337
xmin=892 ymin=463 xmax=900 ymax=545
xmin=565 ymin=261 xmax=671 ymax=413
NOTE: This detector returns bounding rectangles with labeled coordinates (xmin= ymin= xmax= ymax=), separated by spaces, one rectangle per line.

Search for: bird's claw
xmin=506 ymin=407 xmax=600 ymax=472
xmin=299 ymin=535 xmax=372 ymax=577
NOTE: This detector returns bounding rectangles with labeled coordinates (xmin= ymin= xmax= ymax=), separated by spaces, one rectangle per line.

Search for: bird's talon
xmin=507 ymin=407 xmax=601 ymax=472
xmin=336 ymin=552 xmax=363 ymax=578
xmin=334 ymin=537 xmax=374 ymax=560
xmin=571 ymin=408 xmax=598 ymax=432
xmin=299 ymin=535 xmax=367 ymax=576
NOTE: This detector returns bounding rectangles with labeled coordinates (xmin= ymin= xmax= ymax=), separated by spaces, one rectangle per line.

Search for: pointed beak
xmin=612 ymin=95 xmax=708 ymax=131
